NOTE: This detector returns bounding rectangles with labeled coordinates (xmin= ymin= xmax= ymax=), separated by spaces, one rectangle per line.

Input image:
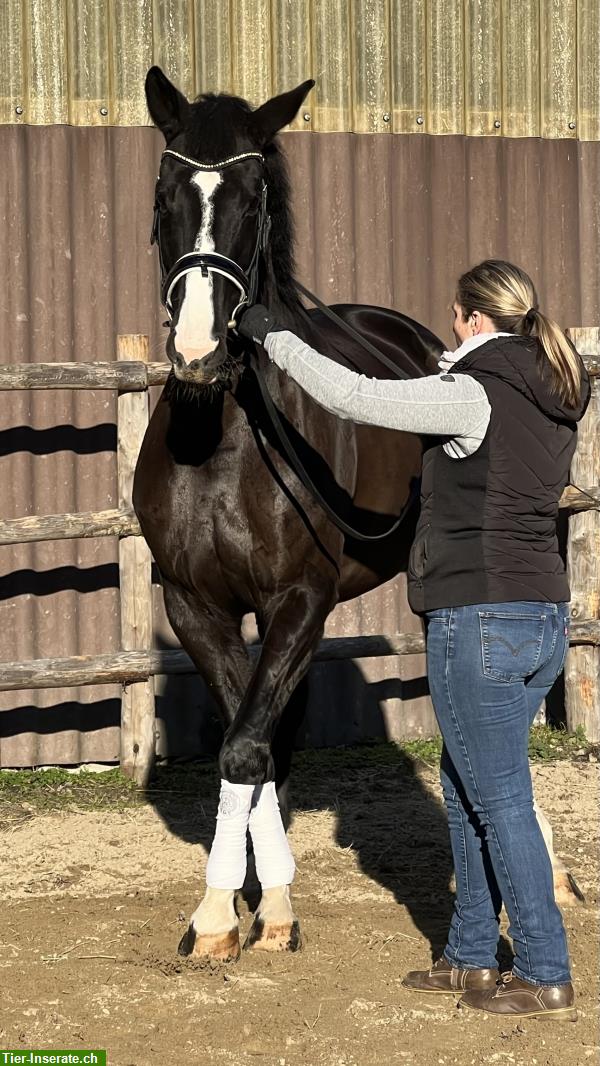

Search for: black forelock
xmin=184 ymin=93 xmax=256 ymax=157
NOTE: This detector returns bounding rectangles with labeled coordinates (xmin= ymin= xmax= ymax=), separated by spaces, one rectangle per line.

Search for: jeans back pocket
xmin=479 ymin=610 xmax=547 ymax=683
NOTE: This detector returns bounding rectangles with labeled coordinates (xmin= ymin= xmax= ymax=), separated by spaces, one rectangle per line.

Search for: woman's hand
xmin=237 ymin=304 xmax=283 ymax=345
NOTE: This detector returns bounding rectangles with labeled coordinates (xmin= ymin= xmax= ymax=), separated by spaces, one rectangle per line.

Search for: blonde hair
xmin=456 ymin=259 xmax=582 ymax=409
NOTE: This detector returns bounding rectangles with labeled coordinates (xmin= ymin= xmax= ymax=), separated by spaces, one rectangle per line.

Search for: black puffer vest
xmin=407 ymin=336 xmax=590 ymax=614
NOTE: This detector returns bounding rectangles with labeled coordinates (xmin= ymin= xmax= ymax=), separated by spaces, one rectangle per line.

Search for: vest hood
xmin=453 ymin=335 xmax=590 ymax=423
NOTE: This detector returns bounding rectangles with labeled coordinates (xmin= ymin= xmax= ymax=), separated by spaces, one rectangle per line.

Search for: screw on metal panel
xmin=568 ymin=121 xmax=576 ymax=130
xmin=416 ymin=115 xmax=424 ymax=125
xmin=100 ymin=106 xmax=108 ymax=116
xmin=303 ymin=112 xmax=310 ymax=122
xmin=494 ymin=119 xmax=501 ymax=128
xmin=383 ymin=112 xmax=391 ymax=123
xmin=15 ymin=105 xmax=24 ymax=115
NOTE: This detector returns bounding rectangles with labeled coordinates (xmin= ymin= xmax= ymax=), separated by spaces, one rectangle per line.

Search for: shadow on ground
xmin=147 ymin=637 xmax=517 ymax=968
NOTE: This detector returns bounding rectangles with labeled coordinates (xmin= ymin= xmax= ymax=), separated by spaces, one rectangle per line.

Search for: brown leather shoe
xmin=402 ymin=956 xmax=500 ymax=994
xmin=459 ymin=971 xmax=577 ymax=1020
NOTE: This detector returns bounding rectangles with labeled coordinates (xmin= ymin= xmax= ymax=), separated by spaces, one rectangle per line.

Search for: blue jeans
xmin=426 ymin=601 xmax=571 ymax=986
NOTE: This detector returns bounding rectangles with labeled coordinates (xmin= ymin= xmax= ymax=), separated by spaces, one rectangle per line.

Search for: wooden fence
xmin=1 ymin=330 xmax=599 ymax=784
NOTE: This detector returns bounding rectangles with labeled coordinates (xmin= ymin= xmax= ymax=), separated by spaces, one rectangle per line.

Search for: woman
xmin=238 ymin=260 xmax=590 ymax=1020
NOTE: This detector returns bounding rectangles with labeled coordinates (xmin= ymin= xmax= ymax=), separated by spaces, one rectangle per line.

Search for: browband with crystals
xmin=162 ymin=148 xmax=265 ymax=171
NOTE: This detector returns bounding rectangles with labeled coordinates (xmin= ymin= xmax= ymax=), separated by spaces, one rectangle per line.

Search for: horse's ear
xmin=145 ymin=66 xmax=190 ymax=142
xmin=252 ymin=79 xmax=315 ymax=144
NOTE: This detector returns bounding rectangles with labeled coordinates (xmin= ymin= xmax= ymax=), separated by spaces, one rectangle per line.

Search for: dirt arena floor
xmin=0 ymin=749 xmax=598 ymax=1066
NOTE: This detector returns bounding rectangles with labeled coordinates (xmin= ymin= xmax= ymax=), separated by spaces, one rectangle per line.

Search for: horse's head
xmin=146 ymin=67 xmax=314 ymax=387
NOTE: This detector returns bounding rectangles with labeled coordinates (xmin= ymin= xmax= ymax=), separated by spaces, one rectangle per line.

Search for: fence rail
xmin=1 ymin=331 xmax=599 ymax=781
xmin=2 ymin=621 xmax=600 ymax=694
xmin=0 ymin=508 xmax=140 ymax=545
xmin=2 ymin=484 xmax=599 ymax=547
xmin=0 ymin=355 xmax=599 ymax=392
xmin=0 ymin=361 xmax=171 ymax=391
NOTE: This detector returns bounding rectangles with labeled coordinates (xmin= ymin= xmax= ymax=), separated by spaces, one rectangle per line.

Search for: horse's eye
xmin=155 ymin=188 xmax=176 ymax=213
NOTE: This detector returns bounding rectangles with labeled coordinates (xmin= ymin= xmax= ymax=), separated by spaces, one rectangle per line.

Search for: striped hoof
xmin=553 ymin=870 xmax=586 ymax=906
xmin=244 ymin=918 xmax=302 ymax=953
xmin=178 ymin=924 xmax=241 ymax=961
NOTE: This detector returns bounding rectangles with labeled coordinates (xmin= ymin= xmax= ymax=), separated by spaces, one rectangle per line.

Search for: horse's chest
xmin=137 ymin=412 xmax=276 ymax=548
xmin=134 ymin=388 xmax=342 ymax=595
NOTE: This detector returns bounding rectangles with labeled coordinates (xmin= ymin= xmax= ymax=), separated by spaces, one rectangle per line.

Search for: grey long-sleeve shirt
xmin=264 ymin=329 xmax=506 ymax=459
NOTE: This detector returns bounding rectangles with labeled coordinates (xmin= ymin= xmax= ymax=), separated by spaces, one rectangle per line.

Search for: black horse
xmin=133 ymin=67 xmax=444 ymax=960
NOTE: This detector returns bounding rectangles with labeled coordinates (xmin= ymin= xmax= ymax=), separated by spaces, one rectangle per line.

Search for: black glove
xmin=236 ymin=304 xmax=283 ymax=345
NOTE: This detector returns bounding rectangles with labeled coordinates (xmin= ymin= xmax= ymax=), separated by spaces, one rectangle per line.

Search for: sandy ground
xmin=0 ymin=756 xmax=598 ymax=1066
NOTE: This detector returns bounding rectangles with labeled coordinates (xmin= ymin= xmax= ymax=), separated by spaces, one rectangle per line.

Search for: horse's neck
xmin=254 ymin=274 xmax=338 ymax=440
xmin=260 ymin=273 xmax=327 ymax=354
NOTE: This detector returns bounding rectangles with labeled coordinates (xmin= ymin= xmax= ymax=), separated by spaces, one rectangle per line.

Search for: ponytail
xmin=523 ymin=309 xmax=582 ymax=410
xmin=456 ymin=259 xmax=583 ymax=410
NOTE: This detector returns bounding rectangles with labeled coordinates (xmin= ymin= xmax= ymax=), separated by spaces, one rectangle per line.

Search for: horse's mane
xmin=185 ymin=93 xmax=306 ymax=326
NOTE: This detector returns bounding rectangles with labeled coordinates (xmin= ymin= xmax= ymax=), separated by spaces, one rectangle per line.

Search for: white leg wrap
xmin=205 ymin=780 xmax=254 ymax=890
xmin=249 ymin=781 xmax=295 ymax=889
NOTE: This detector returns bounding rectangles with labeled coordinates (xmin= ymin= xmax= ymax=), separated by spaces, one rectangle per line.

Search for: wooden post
xmin=117 ymin=335 xmax=156 ymax=784
xmin=565 ymin=330 xmax=600 ymax=741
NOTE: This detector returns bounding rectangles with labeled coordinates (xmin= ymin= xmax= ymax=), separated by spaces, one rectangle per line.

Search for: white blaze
xmin=173 ymin=170 xmax=222 ymax=363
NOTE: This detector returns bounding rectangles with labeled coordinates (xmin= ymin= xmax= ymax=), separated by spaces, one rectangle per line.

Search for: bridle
xmin=150 ymin=146 xmax=419 ymax=543
xmin=150 ymin=148 xmax=271 ymax=325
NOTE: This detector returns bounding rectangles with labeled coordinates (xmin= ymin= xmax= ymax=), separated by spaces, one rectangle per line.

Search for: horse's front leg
xmin=218 ymin=582 xmax=336 ymax=952
xmin=161 ymin=581 xmax=254 ymax=962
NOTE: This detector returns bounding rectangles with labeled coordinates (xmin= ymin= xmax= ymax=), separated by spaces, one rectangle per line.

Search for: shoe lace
xmin=500 ymin=971 xmax=513 ymax=986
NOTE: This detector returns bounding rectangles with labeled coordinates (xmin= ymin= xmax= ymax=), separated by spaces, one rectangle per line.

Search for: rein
xmin=251 ymin=357 xmax=416 ymax=542
xmin=251 ymin=280 xmax=418 ymax=543
xmin=294 ymin=280 xmax=410 ymax=379
xmin=151 ymin=147 xmax=418 ymax=542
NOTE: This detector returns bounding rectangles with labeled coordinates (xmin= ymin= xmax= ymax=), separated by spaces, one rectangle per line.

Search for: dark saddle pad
xmin=308 ymin=303 xmax=444 ymax=380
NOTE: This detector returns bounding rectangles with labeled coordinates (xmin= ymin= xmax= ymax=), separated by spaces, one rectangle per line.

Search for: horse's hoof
xmin=554 ymin=871 xmax=586 ymax=906
xmin=178 ymin=924 xmax=241 ymax=961
xmin=243 ymin=918 xmax=302 ymax=953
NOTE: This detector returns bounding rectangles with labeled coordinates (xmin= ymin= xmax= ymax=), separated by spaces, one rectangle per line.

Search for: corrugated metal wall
xmin=2 ymin=1 xmax=600 ymax=138
xmin=2 ymin=1 xmax=599 ymax=764
xmin=0 ymin=127 xmax=166 ymax=767
xmin=2 ymin=125 xmax=600 ymax=765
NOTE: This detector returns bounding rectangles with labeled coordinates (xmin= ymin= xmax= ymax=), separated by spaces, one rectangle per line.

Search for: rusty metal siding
xmin=1 ymin=126 xmax=599 ymax=765
xmin=0 ymin=125 xmax=165 ymax=767
xmin=1 ymin=1 xmax=600 ymax=138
